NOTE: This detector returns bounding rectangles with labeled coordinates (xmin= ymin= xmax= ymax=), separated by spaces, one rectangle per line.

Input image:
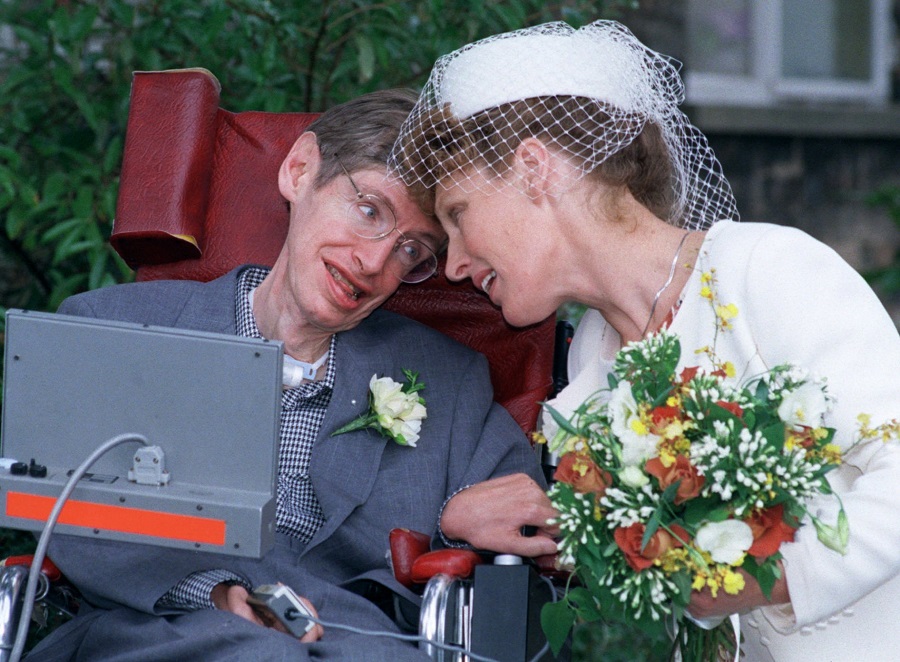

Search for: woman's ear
xmin=512 ymin=137 xmax=554 ymax=200
xmin=278 ymin=132 xmax=321 ymax=202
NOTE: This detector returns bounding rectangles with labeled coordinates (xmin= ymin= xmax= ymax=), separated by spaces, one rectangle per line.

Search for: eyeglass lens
xmin=338 ymin=157 xmax=437 ymax=283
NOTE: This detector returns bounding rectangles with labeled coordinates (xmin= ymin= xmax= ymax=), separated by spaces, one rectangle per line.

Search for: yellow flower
xmin=700 ymin=286 xmax=713 ymax=300
xmin=630 ymin=418 xmax=649 ymax=435
xmin=723 ymin=569 xmax=746 ymax=595
xmin=692 ymin=574 xmax=706 ymax=591
xmin=785 ymin=434 xmax=798 ymax=451
xmin=531 ymin=431 xmax=547 ymax=445
xmin=658 ymin=447 xmax=676 ymax=467
xmin=663 ymin=420 xmax=685 ymax=440
xmin=701 ymin=272 xmax=713 ymax=284
xmin=715 ymin=303 xmax=739 ymax=321
xmin=822 ymin=443 xmax=842 ymax=464
xmin=722 ymin=361 xmax=736 ymax=378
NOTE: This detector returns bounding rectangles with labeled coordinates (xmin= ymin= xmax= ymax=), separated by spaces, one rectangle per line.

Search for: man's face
xmin=278 ymin=135 xmax=445 ymax=336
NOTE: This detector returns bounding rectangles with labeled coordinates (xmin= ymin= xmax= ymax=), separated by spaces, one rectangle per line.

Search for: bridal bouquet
xmin=539 ymin=329 xmax=852 ymax=660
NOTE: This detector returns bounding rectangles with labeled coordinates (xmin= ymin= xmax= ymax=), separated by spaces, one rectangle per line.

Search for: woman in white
xmin=390 ymin=20 xmax=900 ymax=661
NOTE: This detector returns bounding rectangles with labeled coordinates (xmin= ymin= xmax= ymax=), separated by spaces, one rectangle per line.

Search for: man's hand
xmin=441 ymin=473 xmax=559 ymax=556
xmin=211 ymin=583 xmax=324 ymax=643
xmin=687 ymin=564 xmax=790 ymax=621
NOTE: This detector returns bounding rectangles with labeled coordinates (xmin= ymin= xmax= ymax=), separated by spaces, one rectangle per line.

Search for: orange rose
xmin=645 ymin=455 xmax=705 ymax=504
xmin=650 ymin=405 xmax=681 ymax=426
xmin=554 ymin=452 xmax=612 ymax=497
xmin=614 ymin=522 xmax=689 ymax=572
xmin=745 ymin=504 xmax=797 ymax=558
xmin=716 ymin=400 xmax=744 ymax=418
xmin=680 ymin=366 xmax=700 ymax=383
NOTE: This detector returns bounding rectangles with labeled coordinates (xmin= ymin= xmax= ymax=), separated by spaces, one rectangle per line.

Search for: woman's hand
xmin=687 ymin=564 xmax=790 ymax=620
xmin=441 ymin=473 xmax=559 ymax=556
xmin=211 ymin=583 xmax=324 ymax=643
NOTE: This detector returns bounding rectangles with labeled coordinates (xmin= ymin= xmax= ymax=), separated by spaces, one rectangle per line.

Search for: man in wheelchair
xmin=25 ymin=88 xmax=558 ymax=661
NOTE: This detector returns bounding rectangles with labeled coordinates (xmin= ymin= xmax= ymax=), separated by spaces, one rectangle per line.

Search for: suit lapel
xmin=305 ymin=316 xmax=394 ymax=552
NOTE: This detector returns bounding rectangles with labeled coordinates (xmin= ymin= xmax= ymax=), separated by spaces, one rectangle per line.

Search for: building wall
xmin=618 ymin=1 xmax=900 ymax=324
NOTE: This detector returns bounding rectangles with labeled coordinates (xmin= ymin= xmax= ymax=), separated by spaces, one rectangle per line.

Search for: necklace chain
xmin=641 ymin=230 xmax=691 ymax=338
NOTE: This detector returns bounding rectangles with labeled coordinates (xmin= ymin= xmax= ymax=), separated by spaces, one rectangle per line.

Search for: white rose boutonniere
xmin=332 ymin=369 xmax=427 ymax=447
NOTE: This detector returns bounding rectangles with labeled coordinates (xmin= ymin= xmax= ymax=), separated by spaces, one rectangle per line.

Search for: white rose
xmin=390 ymin=418 xmax=422 ymax=447
xmin=608 ymin=381 xmax=660 ymax=466
xmin=369 ymin=374 xmax=427 ymax=446
xmin=777 ymin=382 xmax=830 ymax=428
xmin=695 ymin=520 xmax=753 ymax=564
xmin=370 ymin=375 xmax=407 ymax=417
xmin=608 ymin=381 xmax=639 ymax=438
xmin=618 ymin=465 xmax=650 ymax=488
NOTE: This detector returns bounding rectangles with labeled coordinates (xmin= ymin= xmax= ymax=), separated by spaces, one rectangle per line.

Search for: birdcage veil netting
xmin=388 ymin=20 xmax=739 ymax=230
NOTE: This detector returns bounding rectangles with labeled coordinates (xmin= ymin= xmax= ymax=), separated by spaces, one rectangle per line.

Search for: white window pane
xmin=686 ymin=0 xmax=752 ymax=76
xmin=781 ymin=0 xmax=872 ymax=80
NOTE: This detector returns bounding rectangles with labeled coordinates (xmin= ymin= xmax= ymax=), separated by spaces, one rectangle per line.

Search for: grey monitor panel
xmin=0 ymin=309 xmax=282 ymax=558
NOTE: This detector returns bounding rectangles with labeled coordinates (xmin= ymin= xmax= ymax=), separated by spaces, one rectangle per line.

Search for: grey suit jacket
xmin=34 ymin=266 xmax=544 ymax=661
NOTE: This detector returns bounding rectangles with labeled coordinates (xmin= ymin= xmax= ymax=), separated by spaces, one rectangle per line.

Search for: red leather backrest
xmin=111 ymin=69 xmax=554 ymax=433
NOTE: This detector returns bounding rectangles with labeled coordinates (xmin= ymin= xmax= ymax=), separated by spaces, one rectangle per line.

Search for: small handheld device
xmin=247 ymin=583 xmax=316 ymax=637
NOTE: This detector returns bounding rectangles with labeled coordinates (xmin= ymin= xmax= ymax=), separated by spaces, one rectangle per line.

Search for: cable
xmin=299 ymin=614 xmax=499 ymax=662
xmin=9 ymin=433 xmax=148 ymax=662
xmin=303 ymin=573 xmax=562 ymax=662
xmin=524 ymin=575 xmax=560 ymax=662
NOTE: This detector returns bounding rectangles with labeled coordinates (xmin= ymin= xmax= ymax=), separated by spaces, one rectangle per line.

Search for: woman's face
xmin=434 ymin=171 xmax=561 ymax=327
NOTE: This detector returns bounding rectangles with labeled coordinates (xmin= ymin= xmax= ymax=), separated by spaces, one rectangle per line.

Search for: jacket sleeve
xmin=739 ymin=225 xmax=900 ymax=630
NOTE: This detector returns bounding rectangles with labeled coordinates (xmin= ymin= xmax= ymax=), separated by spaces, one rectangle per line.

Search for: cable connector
xmin=127 ymin=445 xmax=170 ymax=485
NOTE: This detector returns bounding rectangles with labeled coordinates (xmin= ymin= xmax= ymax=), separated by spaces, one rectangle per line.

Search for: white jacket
xmin=546 ymin=221 xmax=900 ymax=661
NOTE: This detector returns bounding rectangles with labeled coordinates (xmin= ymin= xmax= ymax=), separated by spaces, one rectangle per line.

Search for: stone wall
xmin=707 ymin=132 xmax=900 ymax=324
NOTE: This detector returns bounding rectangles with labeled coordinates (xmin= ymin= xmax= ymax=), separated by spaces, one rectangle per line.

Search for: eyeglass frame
xmin=335 ymin=156 xmax=438 ymax=284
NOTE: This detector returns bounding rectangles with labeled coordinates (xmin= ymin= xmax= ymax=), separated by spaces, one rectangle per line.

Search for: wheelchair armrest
xmin=389 ymin=528 xmax=484 ymax=590
xmin=410 ymin=550 xmax=483 ymax=585
xmin=2 ymin=555 xmax=62 ymax=582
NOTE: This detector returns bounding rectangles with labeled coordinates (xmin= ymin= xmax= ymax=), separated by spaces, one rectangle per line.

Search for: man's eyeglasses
xmin=336 ymin=157 xmax=437 ymax=284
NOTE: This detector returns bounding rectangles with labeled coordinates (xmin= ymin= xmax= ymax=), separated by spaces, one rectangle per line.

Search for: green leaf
xmin=540 ymin=600 xmax=576 ymax=657
xmin=355 ymin=33 xmax=376 ymax=83
xmin=565 ymin=586 xmax=603 ymax=621
xmin=742 ymin=554 xmax=781 ymax=600
xmin=331 ymin=414 xmax=378 ymax=436
xmin=5 ymin=205 xmax=26 ymax=240
xmin=545 ymin=404 xmax=580 ymax=436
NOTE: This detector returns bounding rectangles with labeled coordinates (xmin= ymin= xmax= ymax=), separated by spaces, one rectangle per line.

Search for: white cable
xmin=9 ymin=433 xmax=148 ymax=662
xmin=298 ymin=613 xmax=499 ymax=662
xmin=302 ymin=572 xmax=561 ymax=662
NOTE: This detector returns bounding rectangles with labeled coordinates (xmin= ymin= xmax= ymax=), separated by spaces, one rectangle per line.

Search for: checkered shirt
xmin=157 ymin=266 xmax=334 ymax=610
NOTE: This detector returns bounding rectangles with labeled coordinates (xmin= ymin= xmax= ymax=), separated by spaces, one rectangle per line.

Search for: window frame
xmin=685 ymin=0 xmax=893 ymax=107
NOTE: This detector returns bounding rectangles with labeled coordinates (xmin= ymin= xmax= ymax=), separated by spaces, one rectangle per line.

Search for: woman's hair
xmin=397 ymin=95 xmax=676 ymax=221
xmin=389 ymin=20 xmax=739 ymax=230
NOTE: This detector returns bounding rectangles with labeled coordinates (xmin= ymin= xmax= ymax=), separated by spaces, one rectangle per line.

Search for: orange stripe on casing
xmin=6 ymin=492 xmax=226 ymax=545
